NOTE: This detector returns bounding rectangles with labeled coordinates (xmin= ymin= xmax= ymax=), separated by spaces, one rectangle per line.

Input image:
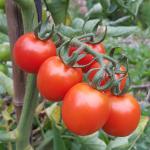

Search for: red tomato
xmin=69 ymin=43 xmax=106 ymax=72
xmin=62 ymin=83 xmax=110 ymax=136
xmin=13 ymin=32 xmax=56 ymax=73
xmin=37 ymin=56 xmax=82 ymax=101
xmin=103 ymin=93 xmax=141 ymax=136
xmin=89 ymin=62 xmax=127 ymax=92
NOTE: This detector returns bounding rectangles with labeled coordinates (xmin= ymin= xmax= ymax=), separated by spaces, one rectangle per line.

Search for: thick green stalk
xmin=13 ymin=0 xmax=39 ymax=149
xmin=16 ymin=74 xmax=38 ymax=149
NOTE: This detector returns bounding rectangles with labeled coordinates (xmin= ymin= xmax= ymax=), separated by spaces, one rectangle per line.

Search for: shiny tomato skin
xmin=13 ymin=32 xmax=56 ymax=73
xmin=37 ymin=56 xmax=82 ymax=101
xmin=103 ymin=94 xmax=141 ymax=137
xmin=89 ymin=62 xmax=127 ymax=91
xmin=62 ymin=83 xmax=110 ymax=136
xmin=70 ymin=43 xmax=106 ymax=72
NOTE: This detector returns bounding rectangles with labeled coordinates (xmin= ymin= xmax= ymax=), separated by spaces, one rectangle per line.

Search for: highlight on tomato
xmin=103 ymin=93 xmax=141 ymax=137
xmin=62 ymin=83 xmax=110 ymax=136
xmin=13 ymin=32 xmax=56 ymax=73
xmin=37 ymin=56 xmax=83 ymax=101
xmin=69 ymin=43 xmax=106 ymax=72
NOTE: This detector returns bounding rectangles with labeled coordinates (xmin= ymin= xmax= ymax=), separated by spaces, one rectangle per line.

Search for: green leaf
xmin=44 ymin=0 xmax=70 ymax=25
xmin=84 ymin=19 xmax=100 ymax=33
xmin=107 ymin=26 xmax=140 ymax=37
xmin=58 ymin=24 xmax=81 ymax=38
xmin=139 ymin=0 xmax=150 ymax=26
xmin=72 ymin=18 xmax=84 ymax=30
xmin=85 ymin=3 xmax=103 ymax=19
xmin=45 ymin=103 xmax=61 ymax=124
xmin=116 ymin=0 xmax=143 ymax=16
xmin=0 ymin=71 xmax=13 ymax=96
xmin=78 ymin=132 xmax=107 ymax=150
xmin=37 ymin=130 xmax=53 ymax=150
xmin=52 ymin=121 xmax=67 ymax=150
xmin=107 ymin=137 xmax=130 ymax=150
xmin=128 ymin=116 xmax=149 ymax=150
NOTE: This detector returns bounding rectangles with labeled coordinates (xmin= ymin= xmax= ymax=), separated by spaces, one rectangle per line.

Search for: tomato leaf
xmin=44 ymin=0 xmax=70 ymax=25
xmin=45 ymin=103 xmax=61 ymax=124
xmin=78 ymin=132 xmax=107 ymax=150
xmin=52 ymin=120 xmax=67 ymax=150
xmin=107 ymin=26 xmax=140 ymax=37
xmin=37 ymin=130 xmax=53 ymax=150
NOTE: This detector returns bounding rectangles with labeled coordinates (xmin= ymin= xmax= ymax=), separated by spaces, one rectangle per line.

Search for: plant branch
xmin=16 ymin=74 xmax=39 ymax=150
xmin=5 ymin=0 xmax=25 ymax=121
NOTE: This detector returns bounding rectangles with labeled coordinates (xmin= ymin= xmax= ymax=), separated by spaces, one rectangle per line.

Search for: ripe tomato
xmin=89 ymin=62 xmax=127 ymax=92
xmin=69 ymin=43 xmax=106 ymax=72
xmin=13 ymin=32 xmax=56 ymax=73
xmin=103 ymin=94 xmax=141 ymax=136
xmin=62 ymin=83 xmax=110 ymax=136
xmin=37 ymin=56 xmax=82 ymax=101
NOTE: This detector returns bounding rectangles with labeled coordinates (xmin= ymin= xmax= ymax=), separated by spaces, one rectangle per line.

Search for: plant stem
xmin=16 ymin=74 xmax=39 ymax=149
xmin=5 ymin=0 xmax=25 ymax=121
xmin=13 ymin=0 xmax=39 ymax=149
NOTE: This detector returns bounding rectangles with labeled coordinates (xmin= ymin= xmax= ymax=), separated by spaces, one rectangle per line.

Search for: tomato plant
xmin=103 ymin=93 xmax=141 ymax=137
xmin=13 ymin=32 xmax=56 ymax=73
xmin=69 ymin=43 xmax=106 ymax=72
xmin=62 ymin=83 xmax=110 ymax=136
xmin=37 ymin=56 xmax=83 ymax=101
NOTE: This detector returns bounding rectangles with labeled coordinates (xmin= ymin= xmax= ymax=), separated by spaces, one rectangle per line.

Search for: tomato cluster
xmin=13 ymin=32 xmax=141 ymax=137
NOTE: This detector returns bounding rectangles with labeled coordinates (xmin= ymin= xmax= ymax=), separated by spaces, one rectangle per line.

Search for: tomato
xmin=70 ymin=43 xmax=106 ymax=72
xmin=89 ymin=62 xmax=127 ymax=92
xmin=103 ymin=93 xmax=141 ymax=136
xmin=37 ymin=56 xmax=82 ymax=101
xmin=0 ymin=64 xmax=8 ymax=74
xmin=0 ymin=43 xmax=11 ymax=62
xmin=62 ymin=83 xmax=110 ymax=136
xmin=13 ymin=32 xmax=56 ymax=73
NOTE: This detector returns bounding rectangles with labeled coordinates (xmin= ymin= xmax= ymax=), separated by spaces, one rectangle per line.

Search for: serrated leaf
xmin=44 ymin=0 xmax=70 ymax=25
